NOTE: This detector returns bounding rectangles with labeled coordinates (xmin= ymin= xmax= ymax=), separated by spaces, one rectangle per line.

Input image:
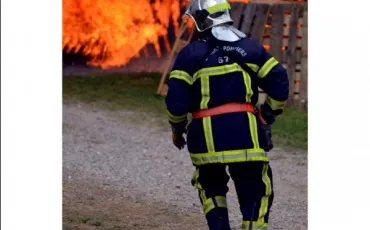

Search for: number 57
xmin=218 ymin=56 xmax=229 ymax=64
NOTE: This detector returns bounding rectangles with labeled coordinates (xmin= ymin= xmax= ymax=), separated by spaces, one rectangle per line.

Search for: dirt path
xmin=63 ymin=179 xmax=206 ymax=230
xmin=63 ymin=102 xmax=307 ymax=230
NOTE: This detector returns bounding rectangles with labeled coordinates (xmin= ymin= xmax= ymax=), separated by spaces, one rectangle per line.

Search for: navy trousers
xmin=191 ymin=162 xmax=274 ymax=230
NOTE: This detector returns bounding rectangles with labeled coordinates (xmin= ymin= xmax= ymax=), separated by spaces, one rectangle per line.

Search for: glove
xmin=257 ymin=120 xmax=273 ymax=152
xmin=172 ymin=132 xmax=187 ymax=150
xmin=256 ymin=106 xmax=274 ymax=152
xmin=171 ymin=122 xmax=187 ymax=150
xmin=259 ymin=103 xmax=276 ymax=125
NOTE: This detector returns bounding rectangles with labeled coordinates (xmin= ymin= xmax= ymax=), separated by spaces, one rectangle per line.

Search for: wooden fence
xmin=157 ymin=1 xmax=308 ymax=107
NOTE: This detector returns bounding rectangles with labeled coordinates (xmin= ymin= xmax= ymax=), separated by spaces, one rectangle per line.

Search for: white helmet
xmin=185 ymin=0 xmax=234 ymax=32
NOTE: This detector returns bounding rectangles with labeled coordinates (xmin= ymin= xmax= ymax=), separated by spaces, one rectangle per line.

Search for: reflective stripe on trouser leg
xmin=202 ymin=196 xmax=228 ymax=215
xmin=203 ymin=198 xmax=216 ymax=215
xmin=257 ymin=164 xmax=272 ymax=223
xmin=238 ymin=164 xmax=273 ymax=230
xmin=191 ymin=170 xmax=228 ymax=215
xmin=192 ymin=169 xmax=210 ymax=213
xmin=191 ymin=167 xmax=231 ymax=230
xmin=214 ymin=196 xmax=227 ymax=208
xmin=241 ymin=221 xmax=268 ymax=230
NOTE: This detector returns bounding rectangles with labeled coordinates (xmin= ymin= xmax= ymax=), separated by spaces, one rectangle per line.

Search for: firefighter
xmin=165 ymin=0 xmax=289 ymax=229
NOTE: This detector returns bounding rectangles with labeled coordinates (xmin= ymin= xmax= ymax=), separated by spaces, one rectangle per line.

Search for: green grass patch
xmin=63 ymin=73 xmax=165 ymax=113
xmin=63 ymin=73 xmax=307 ymax=150
xmin=272 ymin=107 xmax=307 ymax=150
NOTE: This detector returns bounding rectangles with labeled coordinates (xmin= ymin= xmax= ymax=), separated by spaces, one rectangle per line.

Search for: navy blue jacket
xmin=165 ymin=34 xmax=289 ymax=166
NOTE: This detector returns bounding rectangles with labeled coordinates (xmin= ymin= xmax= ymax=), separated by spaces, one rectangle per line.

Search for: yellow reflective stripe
xmin=195 ymin=63 xmax=236 ymax=77
xmin=199 ymin=182 xmax=207 ymax=205
xmin=203 ymin=117 xmax=215 ymax=153
xmin=242 ymin=71 xmax=253 ymax=103
xmin=266 ymin=96 xmax=286 ymax=110
xmin=195 ymin=63 xmax=240 ymax=79
xmin=200 ymin=76 xmax=210 ymax=109
xmin=192 ymin=169 xmax=202 ymax=190
xmin=215 ymin=196 xmax=227 ymax=208
xmin=192 ymin=169 xmax=208 ymax=203
xmin=167 ymin=110 xmax=187 ymax=123
xmin=200 ymin=190 xmax=207 ymax=204
xmin=169 ymin=70 xmax=193 ymax=85
xmin=190 ymin=148 xmax=267 ymax=165
xmin=246 ymin=63 xmax=260 ymax=72
xmin=193 ymin=63 xmax=260 ymax=81
xmin=206 ymin=2 xmax=231 ymax=14
xmin=241 ymin=221 xmax=268 ymax=230
xmin=258 ymin=57 xmax=279 ymax=78
xmin=248 ymin=113 xmax=260 ymax=149
xmin=203 ymin=198 xmax=215 ymax=215
xmin=258 ymin=164 xmax=272 ymax=223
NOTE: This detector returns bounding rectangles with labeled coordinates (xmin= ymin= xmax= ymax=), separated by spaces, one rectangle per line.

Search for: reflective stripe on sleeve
xmin=169 ymin=70 xmax=193 ymax=85
xmin=266 ymin=96 xmax=286 ymax=111
xmin=167 ymin=110 xmax=187 ymax=123
xmin=258 ymin=57 xmax=279 ymax=78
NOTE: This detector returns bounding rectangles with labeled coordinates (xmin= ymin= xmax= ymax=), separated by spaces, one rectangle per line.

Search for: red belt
xmin=192 ymin=103 xmax=255 ymax=119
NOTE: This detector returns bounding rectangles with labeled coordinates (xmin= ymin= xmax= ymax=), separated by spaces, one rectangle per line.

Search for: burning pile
xmin=63 ymin=0 xmax=254 ymax=69
xmin=63 ymin=0 xmax=182 ymax=69
xmin=63 ymin=0 xmax=305 ymax=69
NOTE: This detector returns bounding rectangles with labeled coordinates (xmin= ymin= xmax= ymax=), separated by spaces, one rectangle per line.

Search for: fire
xmin=63 ymin=0 xmax=304 ymax=69
xmin=63 ymin=0 xmax=253 ymax=69
xmin=63 ymin=0 xmax=183 ymax=69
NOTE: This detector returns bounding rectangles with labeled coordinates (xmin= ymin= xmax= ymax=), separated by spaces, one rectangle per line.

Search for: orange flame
xmin=63 ymin=0 xmax=254 ymax=69
xmin=63 ymin=0 xmax=303 ymax=69
xmin=63 ymin=0 xmax=182 ymax=69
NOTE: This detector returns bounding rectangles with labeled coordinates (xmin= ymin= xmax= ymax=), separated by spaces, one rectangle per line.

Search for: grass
xmin=272 ymin=107 xmax=307 ymax=150
xmin=63 ymin=73 xmax=307 ymax=150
